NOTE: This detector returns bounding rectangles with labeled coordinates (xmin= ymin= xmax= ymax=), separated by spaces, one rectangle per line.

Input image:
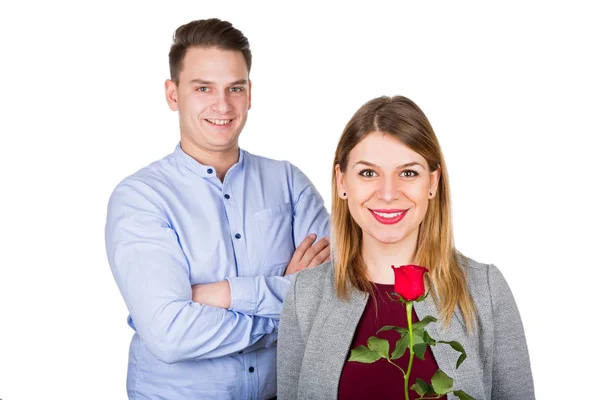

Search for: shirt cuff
xmin=226 ymin=276 xmax=258 ymax=315
xmin=265 ymin=322 xmax=279 ymax=348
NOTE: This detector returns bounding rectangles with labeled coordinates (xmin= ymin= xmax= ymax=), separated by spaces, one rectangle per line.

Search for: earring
xmin=429 ymin=191 xmax=433 ymax=197
xmin=343 ymin=192 xmax=346 ymax=197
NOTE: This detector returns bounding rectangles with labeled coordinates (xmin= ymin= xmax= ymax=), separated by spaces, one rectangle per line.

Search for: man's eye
xmin=230 ymin=87 xmax=243 ymax=92
xmin=197 ymin=87 xmax=210 ymax=92
xmin=400 ymin=170 xmax=418 ymax=178
xmin=359 ymin=169 xmax=377 ymax=178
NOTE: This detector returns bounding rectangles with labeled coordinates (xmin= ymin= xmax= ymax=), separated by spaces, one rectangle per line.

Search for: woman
xmin=277 ymin=96 xmax=534 ymax=399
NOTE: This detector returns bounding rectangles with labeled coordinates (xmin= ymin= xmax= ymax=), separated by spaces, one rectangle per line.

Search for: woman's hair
xmin=331 ymin=95 xmax=476 ymax=330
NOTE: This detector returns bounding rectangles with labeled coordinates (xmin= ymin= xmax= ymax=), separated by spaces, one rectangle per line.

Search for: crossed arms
xmin=105 ymin=170 xmax=329 ymax=364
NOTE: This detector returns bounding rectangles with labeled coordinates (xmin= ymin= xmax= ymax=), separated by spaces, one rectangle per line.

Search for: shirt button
xmin=249 ymin=367 xmax=255 ymax=373
xmin=235 ymin=233 xmax=242 ymax=239
xmin=207 ymin=168 xmax=214 ymax=174
xmin=224 ymin=194 xmax=230 ymax=199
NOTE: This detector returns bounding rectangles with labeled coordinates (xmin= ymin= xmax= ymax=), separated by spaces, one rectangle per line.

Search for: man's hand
xmin=191 ymin=280 xmax=231 ymax=308
xmin=285 ymin=234 xmax=331 ymax=276
xmin=191 ymin=235 xmax=329 ymax=306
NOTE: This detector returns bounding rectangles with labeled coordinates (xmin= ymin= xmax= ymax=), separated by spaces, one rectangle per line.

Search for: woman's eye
xmin=359 ymin=169 xmax=377 ymax=178
xmin=400 ymin=170 xmax=418 ymax=178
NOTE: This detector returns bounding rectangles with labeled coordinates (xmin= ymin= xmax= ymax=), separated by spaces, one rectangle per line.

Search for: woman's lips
xmin=369 ymin=209 xmax=407 ymax=225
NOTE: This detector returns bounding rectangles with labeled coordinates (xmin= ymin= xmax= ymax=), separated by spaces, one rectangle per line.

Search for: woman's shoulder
xmin=295 ymin=260 xmax=333 ymax=286
xmin=457 ymin=253 xmax=517 ymax=311
xmin=292 ymin=260 xmax=334 ymax=300
xmin=458 ymin=254 xmax=508 ymax=286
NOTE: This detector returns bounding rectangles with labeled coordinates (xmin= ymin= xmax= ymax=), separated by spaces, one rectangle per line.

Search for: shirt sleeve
xmin=226 ymin=164 xmax=330 ymax=319
xmin=105 ymin=179 xmax=277 ymax=364
xmin=488 ymin=264 xmax=536 ymax=400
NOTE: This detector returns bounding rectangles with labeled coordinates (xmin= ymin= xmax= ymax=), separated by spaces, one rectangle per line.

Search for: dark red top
xmin=338 ymin=283 xmax=447 ymax=400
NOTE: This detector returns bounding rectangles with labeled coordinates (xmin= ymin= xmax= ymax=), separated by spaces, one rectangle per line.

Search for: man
xmin=105 ymin=18 xmax=330 ymax=399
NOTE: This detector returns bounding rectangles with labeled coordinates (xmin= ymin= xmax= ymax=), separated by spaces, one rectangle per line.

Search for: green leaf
xmin=391 ymin=335 xmax=409 ymax=359
xmin=367 ymin=336 xmax=390 ymax=359
xmin=453 ymin=390 xmax=476 ymax=400
xmin=411 ymin=379 xmax=434 ymax=396
xmin=377 ymin=325 xmax=408 ymax=335
xmin=422 ymin=330 xmax=436 ymax=345
xmin=348 ymin=345 xmax=382 ymax=363
xmin=411 ymin=328 xmax=425 ymax=345
xmin=413 ymin=343 xmax=428 ymax=360
xmin=431 ymin=369 xmax=454 ymax=395
xmin=412 ymin=315 xmax=438 ymax=331
xmin=439 ymin=340 xmax=467 ymax=369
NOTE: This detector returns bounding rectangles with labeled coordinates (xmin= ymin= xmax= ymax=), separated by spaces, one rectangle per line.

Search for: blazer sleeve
xmin=277 ymin=275 xmax=304 ymax=400
xmin=488 ymin=264 xmax=536 ymax=400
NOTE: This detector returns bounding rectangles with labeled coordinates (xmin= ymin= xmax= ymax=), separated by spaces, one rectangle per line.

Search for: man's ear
xmin=165 ymin=79 xmax=179 ymax=111
xmin=248 ymin=80 xmax=252 ymax=111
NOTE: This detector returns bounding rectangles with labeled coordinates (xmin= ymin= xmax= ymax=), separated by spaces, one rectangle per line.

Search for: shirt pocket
xmin=253 ymin=202 xmax=295 ymax=275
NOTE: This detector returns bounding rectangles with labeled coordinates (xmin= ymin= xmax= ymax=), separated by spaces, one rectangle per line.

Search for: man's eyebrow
xmin=229 ymin=79 xmax=249 ymax=86
xmin=352 ymin=160 xmax=425 ymax=169
xmin=188 ymin=79 xmax=213 ymax=85
xmin=188 ymin=79 xmax=249 ymax=85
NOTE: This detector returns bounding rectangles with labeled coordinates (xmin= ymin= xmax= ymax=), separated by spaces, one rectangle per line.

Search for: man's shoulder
xmin=109 ymin=153 xmax=176 ymax=201
xmin=243 ymin=151 xmax=318 ymax=196
xmin=244 ymin=150 xmax=294 ymax=172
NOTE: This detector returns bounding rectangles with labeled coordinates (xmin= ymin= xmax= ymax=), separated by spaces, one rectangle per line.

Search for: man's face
xmin=165 ymin=46 xmax=251 ymax=156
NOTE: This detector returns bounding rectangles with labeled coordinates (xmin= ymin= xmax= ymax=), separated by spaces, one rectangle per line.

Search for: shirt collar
xmin=172 ymin=143 xmax=245 ymax=178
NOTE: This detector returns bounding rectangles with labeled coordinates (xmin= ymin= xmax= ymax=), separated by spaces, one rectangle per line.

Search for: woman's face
xmin=336 ymin=131 xmax=440 ymax=246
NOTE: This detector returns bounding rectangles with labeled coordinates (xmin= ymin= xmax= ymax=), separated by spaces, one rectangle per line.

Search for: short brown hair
xmin=168 ymin=18 xmax=252 ymax=85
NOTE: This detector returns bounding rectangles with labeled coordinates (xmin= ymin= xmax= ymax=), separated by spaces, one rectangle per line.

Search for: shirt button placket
xmin=225 ymin=185 xmax=248 ymax=277
xmin=245 ymin=352 xmax=259 ymax=400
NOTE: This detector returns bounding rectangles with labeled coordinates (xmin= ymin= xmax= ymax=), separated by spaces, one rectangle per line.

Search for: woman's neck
xmin=361 ymin=230 xmax=418 ymax=284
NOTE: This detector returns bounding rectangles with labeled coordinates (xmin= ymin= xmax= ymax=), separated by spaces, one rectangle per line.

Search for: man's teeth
xmin=207 ymin=119 xmax=231 ymax=125
xmin=373 ymin=211 xmax=403 ymax=218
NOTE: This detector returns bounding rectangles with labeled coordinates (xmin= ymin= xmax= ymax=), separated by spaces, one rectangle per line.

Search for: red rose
xmin=391 ymin=264 xmax=429 ymax=301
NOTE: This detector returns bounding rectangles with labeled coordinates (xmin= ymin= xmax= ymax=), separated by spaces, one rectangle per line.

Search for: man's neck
xmin=180 ymin=140 xmax=240 ymax=182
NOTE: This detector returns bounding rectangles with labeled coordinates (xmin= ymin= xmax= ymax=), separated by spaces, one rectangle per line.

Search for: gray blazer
xmin=277 ymin=257 xmax=535 ymax=400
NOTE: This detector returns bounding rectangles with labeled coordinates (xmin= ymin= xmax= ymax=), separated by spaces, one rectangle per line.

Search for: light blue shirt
xmin=105 ymin=144 xmax=330 ymax=400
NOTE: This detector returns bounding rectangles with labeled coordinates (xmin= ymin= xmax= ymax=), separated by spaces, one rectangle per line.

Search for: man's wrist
xmin=192 ymin=280 xmax=232 ymax=309
xmin=226 ymin=276 xmax=258 ymax=314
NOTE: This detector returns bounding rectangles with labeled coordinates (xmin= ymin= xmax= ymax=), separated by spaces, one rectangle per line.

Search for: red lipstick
xmin=369 ymin=209 xmax=407 ymax=225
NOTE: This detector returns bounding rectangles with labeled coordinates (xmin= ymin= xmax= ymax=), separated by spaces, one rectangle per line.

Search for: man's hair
xmin=168 ymin=18 xmax=252 ymax=85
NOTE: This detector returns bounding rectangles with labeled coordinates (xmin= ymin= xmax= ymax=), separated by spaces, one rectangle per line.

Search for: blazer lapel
xmin=300 ymin=286 xmax=368 ymax=399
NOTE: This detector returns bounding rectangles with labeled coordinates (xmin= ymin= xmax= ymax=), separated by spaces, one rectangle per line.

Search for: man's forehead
xmin=180 ymin=49 xmax=248 ymax=80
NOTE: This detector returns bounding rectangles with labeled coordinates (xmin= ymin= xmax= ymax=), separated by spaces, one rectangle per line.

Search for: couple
xmin=105 ymin=18 xmax=534 ymax=400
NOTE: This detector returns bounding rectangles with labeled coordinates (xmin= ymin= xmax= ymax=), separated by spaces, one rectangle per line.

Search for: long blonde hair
xmin=331 ymin=96 xmax=476 ymax=331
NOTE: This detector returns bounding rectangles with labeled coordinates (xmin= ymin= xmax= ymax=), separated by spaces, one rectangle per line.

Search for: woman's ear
xmin=335 ymin=164 xmax=347 ymax=199
xmin=429 ymin=166 xmax=441 ymax=198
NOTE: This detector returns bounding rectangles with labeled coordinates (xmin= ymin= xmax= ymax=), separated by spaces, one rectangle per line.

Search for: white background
xmin=0 ymin=1 xmax=597 ymax=399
